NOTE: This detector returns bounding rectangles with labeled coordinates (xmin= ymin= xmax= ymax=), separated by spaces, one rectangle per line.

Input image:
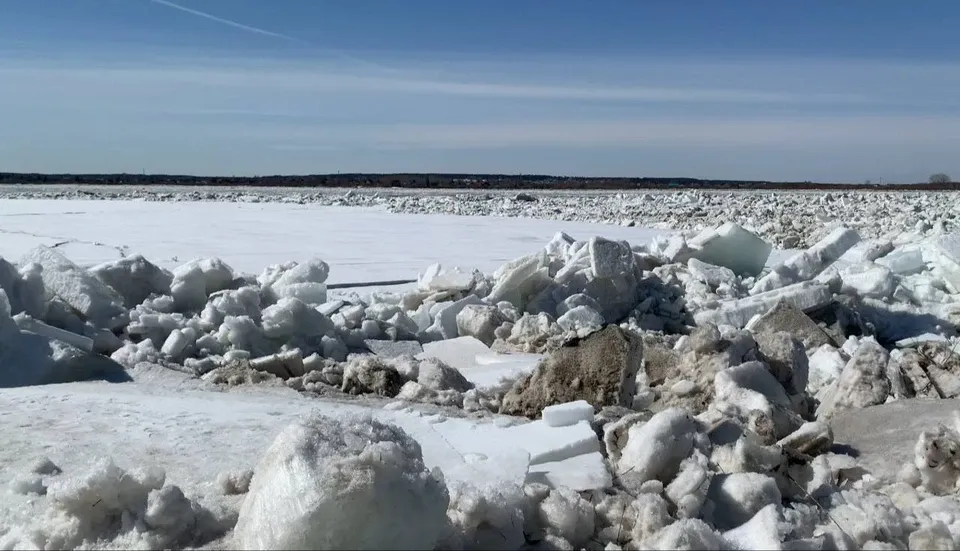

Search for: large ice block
xmin=926 ymin=231 xmax=960 ymax=292
xmin=875 ymin=245 xmax=926 ymax=275
xmin=689 ymin=223 xmax=772 ymax=277
xmin=20 ymin=246 xmax=128 ymax=330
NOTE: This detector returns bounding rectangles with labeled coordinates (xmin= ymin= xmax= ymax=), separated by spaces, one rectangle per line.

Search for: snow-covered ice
xmin=0 ymin=199 xmax=674 ymax=284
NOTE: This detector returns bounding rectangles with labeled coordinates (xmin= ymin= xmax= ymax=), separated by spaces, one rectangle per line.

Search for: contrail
xmin=148 ymin=0 xmax=305 ymax=43
xmin=147 ymin=0 xmax=397 ymax=72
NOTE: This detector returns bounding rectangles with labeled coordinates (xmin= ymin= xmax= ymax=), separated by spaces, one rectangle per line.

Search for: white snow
xmin=0 ymin=199 xmax=673 ymax=284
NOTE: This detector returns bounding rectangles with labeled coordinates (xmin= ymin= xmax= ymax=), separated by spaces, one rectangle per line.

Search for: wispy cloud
xmin=147 ymin=0 xmax=304 ymax=43
xmin=275 ymin=73 xmax=870 ymax=104
xmin=254 ymin=116 xmax=960 ymax=150
xmin=0 ymin=63 xmax=876 ymax=105
xmin=3 ymin=49 xmax=960 ymax=181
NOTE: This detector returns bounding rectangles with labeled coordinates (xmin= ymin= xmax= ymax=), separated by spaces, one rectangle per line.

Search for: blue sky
xmin=2 ymin=1 xmax=959 ymax=182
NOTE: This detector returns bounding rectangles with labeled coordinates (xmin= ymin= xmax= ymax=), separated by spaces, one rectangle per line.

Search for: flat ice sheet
xmin=0 ymin=200 xmax=674 ymax=285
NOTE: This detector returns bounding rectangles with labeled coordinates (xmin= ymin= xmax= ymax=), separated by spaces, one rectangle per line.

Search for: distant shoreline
xmin=1 ymin=172 xmax=956 ymax=191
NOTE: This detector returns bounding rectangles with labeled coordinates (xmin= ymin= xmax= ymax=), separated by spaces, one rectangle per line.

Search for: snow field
xmin=2 ymin=194 xmax=960 ymax=549
xmin=2 ymin=184 xmax=958 ymax=250
xmin=0 ymin=199 xmax=672 ymax=283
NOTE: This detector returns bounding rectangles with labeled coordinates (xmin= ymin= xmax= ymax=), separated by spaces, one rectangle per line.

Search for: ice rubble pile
xmin=12 ymin=405 xmax=960 ymax=550
xmin=0 ymin=230 xmax=689 ymax=390
xmin=5 ymin=221 xmax=960 ymax=548
xmin=0 ymin=218 xmax=959 ymax=398
xmin=4 ymin=185 xmax=959 ymax=248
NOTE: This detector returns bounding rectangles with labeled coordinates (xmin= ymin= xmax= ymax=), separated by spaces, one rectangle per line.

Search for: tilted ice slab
xmin=751 ymin=227 xmax=861 ymax=295
xmin=693 ymin=281 xmax=834 ymax=328
xmin=420 ymin=337 xmax=543 ymax=391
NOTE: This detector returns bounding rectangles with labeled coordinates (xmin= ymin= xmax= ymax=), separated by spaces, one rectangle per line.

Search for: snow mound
xmin=232 ymin=413 xmax=450 ymax=550
xmin=2 ymin=458 xmax=231 ymax=550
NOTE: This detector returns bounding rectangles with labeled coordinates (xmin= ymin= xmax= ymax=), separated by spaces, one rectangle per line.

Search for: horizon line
xmin=0 ymin=170 xmax=943 ymax=186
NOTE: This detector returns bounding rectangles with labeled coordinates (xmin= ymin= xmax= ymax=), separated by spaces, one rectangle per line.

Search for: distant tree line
xmin=0 ymin=172 xmax=957 ymax=191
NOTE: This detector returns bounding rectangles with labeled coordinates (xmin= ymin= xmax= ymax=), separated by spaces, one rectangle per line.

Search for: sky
xmin=1 ymin=1 xmax=960 ymax=182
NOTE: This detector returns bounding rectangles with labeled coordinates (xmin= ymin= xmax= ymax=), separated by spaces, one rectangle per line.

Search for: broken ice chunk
xmin=456 ymin=304 xmax=507 ymax=346
xmin=713 ymin=361 xmax=802 ymax=438
xmin=542 ymin=400 xmax=595 ymax=427
xmin=160 ymin=327 xmax=194 ymax=359
xmin=316 ymin=299 xmax=345 ymax=317
xmin=0 ymin=290 xmax=129 ymax=387
xmin=417 ymin=263 xmax=475 ymax=292
xmin=875 ymin=245 xmax=926 ymax=275
xmin=425 ymin=294 xmax=484 ymax=340
xmin=544 ymin=231 xmax=576 ymax=260
xmin=20 ymin=245 xmax=128 ymax=330
xmin=526 ymin=452 xmax=612 ymax=491
xmin=171 ymin=257 xmax=235 ymax=310
xmin=694 ymin=281 xmax=833 ymax=329
xmin=364 ymin=339 xmax=424 ymax=358
xmin=708 ymin=476 xmax=781 ymax=531
xmin=556 ymin=305 xmax=604 ymax=338
xmin=259 ymin=259 xmax=329 ymax=306
xmin=689 ymin=223 xmax=772 ymax=277
xmin=249 ymin=350 xmax=305 ymax=378
xmin=463 ymin=352 xmax=542 ymax=391
xmin=261 ymin=297 xmax=335 ymax=340
xmin=751 ymin=227 xmax=861 ymax=294
xmin=816 ymin=338 xmax=891 ymax=419
xmin=895 ymin=333 xmax=949 ymax=348
xmin=614 ymin=408 xmax=702 ymax=488
xmin=838 ymin=239 xmax=894 ymax=265
xmin=555 ymin=293 xmax=602 ymax=317
xmin=662 ymin=235 xmax=695 ymax=263
xmin=589 ymin=237 xmax=636 ymax=279
xmin=839 ymin=263 xmax=897 ymax=299
xmin=487 ymin=251 xmax=551 ymax=306
xmin=687 ymin=258 xmax=738 ymax=289
xmin=419 ymin=336 xmax=490 ymax=372
xmin=0 ymin=258 xmax=44 ymax=319
xmin=502 ymin=419 xmax=602 ymax=464
xmin=926 ymin=231 xmax=960 ymax=292
xmin=746 ymin=300 xmax=834 ymax=350
xmin=14 ymin=314 xmax=94 ymax=352
xmin=90 ymin=254 xmax=172 ymax=308
xmin=807 ymin=344 xmax=846 ymax=395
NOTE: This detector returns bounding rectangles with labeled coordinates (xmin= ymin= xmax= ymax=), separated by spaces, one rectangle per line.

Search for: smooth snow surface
xmin=0 ymin=200 xmax=673 ymax=284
